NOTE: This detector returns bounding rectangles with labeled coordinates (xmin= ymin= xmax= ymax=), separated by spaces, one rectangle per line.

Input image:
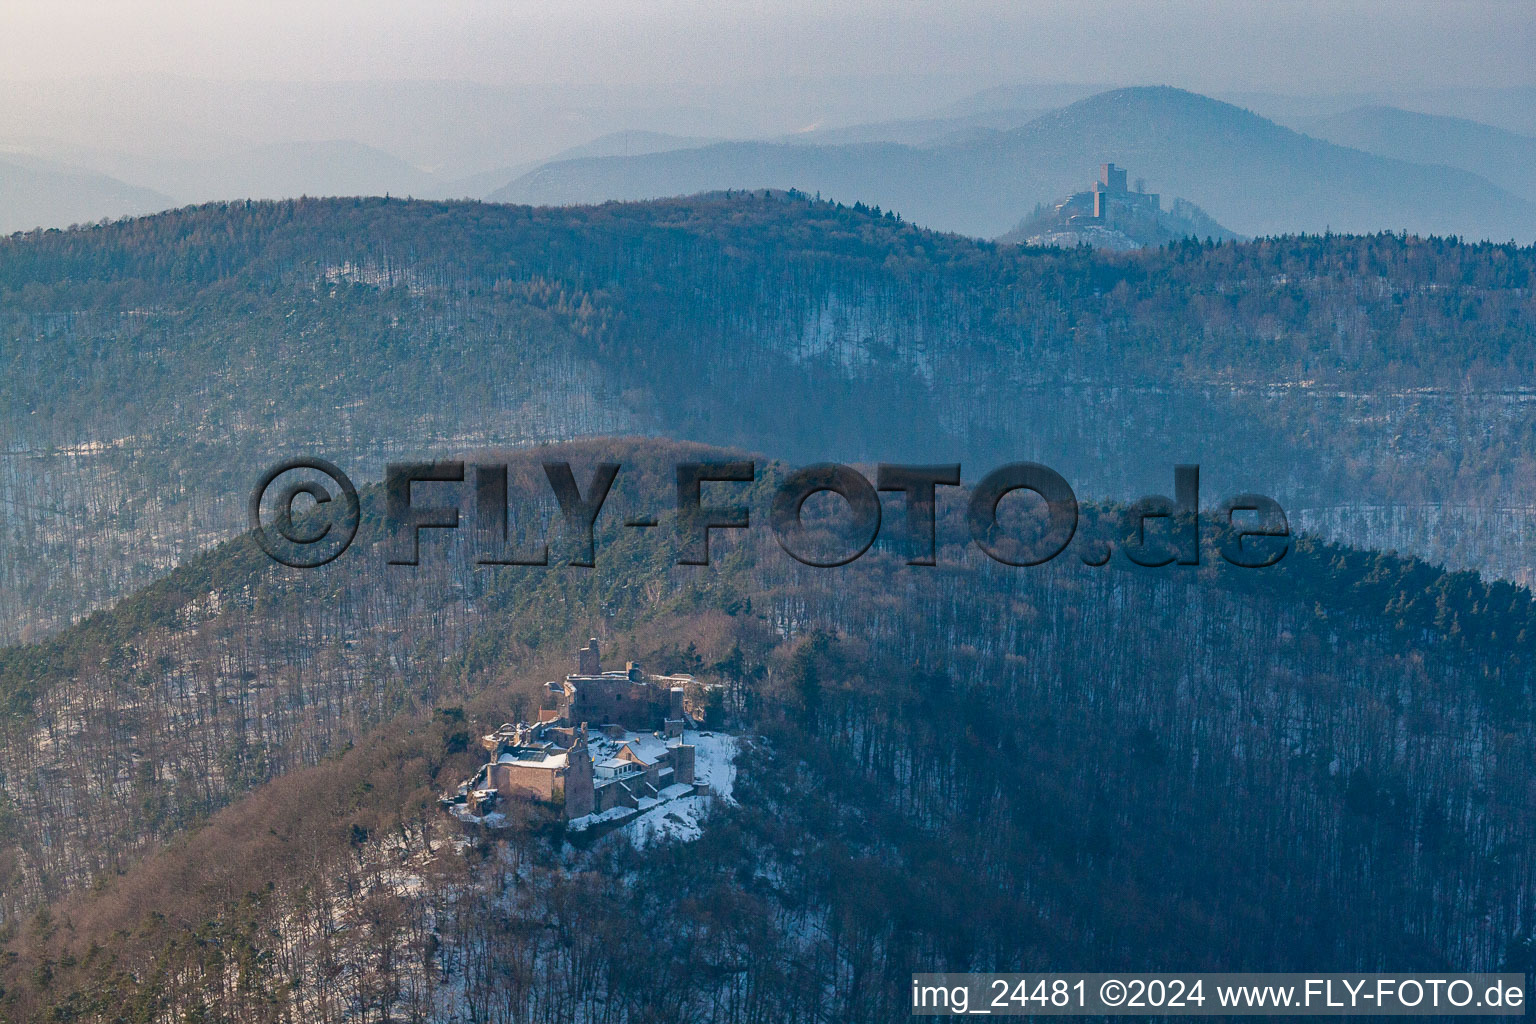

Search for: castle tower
xmin=578 ymin=637 xmax=600 ymax=676
xmin=563 ymin=734 xmax=595 ymax=818
xmin=1099 ymin=162 xmax=1127 ymax=193
xmin=664 ymin=685 xmax=687 ymax=738
xmin=673 ymin=743 xmax=696 ymax=786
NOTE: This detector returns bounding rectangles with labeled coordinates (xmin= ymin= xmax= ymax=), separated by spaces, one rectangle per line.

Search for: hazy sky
xmin=3 ymin=0 xmax=1532 ymax=94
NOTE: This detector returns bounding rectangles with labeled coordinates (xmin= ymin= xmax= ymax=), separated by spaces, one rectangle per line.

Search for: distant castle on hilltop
xmin=1001 ymin=162 xmax=1237 ymax=251
xmin=1068 ymin=162 xmax=1161 ymax=228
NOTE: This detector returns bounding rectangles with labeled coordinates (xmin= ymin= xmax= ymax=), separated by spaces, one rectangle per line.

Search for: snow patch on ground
xmin=449 ymin=804 xmax=509 ymax=828
xmin=1025 ymin=226 xmax=1142 ymax=251
xmin=567 ymin=730 xmax=741 ymax=845
xmin=568 ymin=805 xmax=633 ymax=830
xmin=686 ymin=729 xmax=739 ymax=802
xmin=629 ymin=798 xmax=708 ymax=845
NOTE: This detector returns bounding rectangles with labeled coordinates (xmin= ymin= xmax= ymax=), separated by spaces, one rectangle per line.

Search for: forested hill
xmin=2 ymin=193 xmax=1536 ymax=645
xmin=492 ymin=87 xmax=1536 ymax=241
xmin=3 ymin=438 xmax=1536 ymax=1021
xmin=5 ymin=191 xmax=1531 ymax=383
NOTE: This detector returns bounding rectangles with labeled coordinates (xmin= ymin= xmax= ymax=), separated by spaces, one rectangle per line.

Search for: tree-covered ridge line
xmin=0 ymin=442 xmax=1529 ymax=939
xmin=3 ymin=192 xmax=1533 ymax=381
xmin=4 ymin=440 xmax=1535 ymax=728
xmin=1 ymin=191 xmax=1534 ymax=642
xmin=5 ymin=456 xmax=1536 ymax=1019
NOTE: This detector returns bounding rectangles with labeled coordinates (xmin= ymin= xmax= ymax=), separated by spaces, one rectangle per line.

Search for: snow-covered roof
xmin=619 ymin=735 xmax=671 ymax=765
xmin=497 ymin=750 xmax=569 ymax=770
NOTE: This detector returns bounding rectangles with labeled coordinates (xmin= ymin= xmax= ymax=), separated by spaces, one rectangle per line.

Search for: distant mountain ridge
xmin=493 ymin=86 xmax=1536 ymax=242
xmin=775 ymin=106 xmax=1050 ymax=148
xmin=1291 ymin=105 xmax=1536 ymax=202
xmin=45 ymin=139 xmax=445 ymax=205
xmin=0 ymin=155 xmax=173 ymax=234
xmin=9 ymin=84 xmax=1535 ymax=242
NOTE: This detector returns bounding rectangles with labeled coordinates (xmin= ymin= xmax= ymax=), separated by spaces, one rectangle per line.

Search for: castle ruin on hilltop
xmin=1010 ymin=161 xmax=1234 ymax=251
xmin=444 ymin=639 xmax=722 ymax=825
xmin=1065 ymin=162 xmax=1161 ymax=229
